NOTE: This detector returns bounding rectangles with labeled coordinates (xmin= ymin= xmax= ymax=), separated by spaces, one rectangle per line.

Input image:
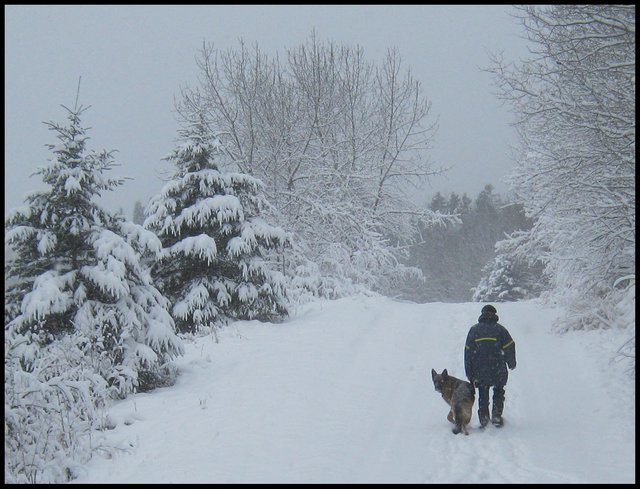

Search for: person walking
xmin=464 ymin=304 xmax=516 ymax=427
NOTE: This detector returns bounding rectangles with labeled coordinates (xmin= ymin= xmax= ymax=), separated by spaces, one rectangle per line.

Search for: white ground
xmin=71 ymin=295 xmax=635 ymax=483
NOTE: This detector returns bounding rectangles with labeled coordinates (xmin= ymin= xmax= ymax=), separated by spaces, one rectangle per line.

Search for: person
xmin=464 ymin=304 xmax=516 ymax=427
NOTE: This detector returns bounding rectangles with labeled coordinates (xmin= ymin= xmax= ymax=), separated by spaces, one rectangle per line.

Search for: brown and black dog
xmin=431 ymin=368 xmax=475 ymax=435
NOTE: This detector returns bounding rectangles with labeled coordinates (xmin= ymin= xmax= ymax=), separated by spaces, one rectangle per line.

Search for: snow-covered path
xmin=71 ymin=296 xmax=635 ymax=483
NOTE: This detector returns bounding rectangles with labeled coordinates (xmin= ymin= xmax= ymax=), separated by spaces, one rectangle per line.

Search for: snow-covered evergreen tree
xmin=472 ymin=230 xmax=548 ymax=302
xmin=5 ymin=103 xmax=184 ymax=483
xmin=144 ymin=115 xmax=291 ymax=336
xmin=5 ymin=105 xmax=184 ymax=397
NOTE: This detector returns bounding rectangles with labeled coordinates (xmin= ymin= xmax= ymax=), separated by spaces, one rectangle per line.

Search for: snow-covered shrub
xmin=4 ymin=331 xmax=111 ymax=483
xmin=553 ymin=277 xmax=635 ymax=332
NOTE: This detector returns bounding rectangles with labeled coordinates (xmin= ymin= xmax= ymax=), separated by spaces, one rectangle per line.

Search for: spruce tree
xmin=145 ymin=116 xmax=291 ymax=336
xmin=473 ymin=230 xmax=548 ymax=302
xmin=5 ymin=104 xmax=183 ymax=398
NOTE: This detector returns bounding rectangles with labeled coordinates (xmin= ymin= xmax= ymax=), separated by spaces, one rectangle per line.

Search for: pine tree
xmin=145 ymin=115 xmax=291 ymax=336
xmin=5 ymin=105 xmax=183 ymax=398
xmin=429 ymin=192 xmax=447 ymax=213
xmin=473 ymin=230 xmax=548 ymax=302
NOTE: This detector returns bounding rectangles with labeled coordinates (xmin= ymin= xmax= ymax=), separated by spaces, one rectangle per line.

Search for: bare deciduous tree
xmin=178 ymin=33 xmax=449 ymax=295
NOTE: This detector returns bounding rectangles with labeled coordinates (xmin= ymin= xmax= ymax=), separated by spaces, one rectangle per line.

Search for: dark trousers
xmin=477 ymin=384 xmax=505 ymax=417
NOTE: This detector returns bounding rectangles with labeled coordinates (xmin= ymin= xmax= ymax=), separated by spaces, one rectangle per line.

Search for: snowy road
xmin=72 ymin=296 xmax=635 ymax=483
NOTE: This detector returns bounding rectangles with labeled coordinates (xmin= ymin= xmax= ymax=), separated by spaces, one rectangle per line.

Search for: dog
xmin=431 ymin=368 xmax=475 ymax=435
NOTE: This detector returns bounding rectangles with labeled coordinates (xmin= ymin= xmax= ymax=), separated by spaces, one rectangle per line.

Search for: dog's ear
xmin=431 ymin=369 xmax=437 ymax=380
xmin=442 ymin=369 xmax=448 ymax=377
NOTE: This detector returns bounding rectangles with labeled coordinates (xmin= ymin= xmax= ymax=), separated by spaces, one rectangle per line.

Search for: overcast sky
xmin=5 ymin=5 xmax=529 ymax=219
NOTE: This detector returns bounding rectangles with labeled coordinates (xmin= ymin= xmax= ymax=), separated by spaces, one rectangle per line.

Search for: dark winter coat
xmin=464 ymin=311 xmax=516 ymax=387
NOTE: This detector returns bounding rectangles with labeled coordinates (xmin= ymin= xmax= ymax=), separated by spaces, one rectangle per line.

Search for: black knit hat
xmin=481 ymin=304 xmax=497 ymax=314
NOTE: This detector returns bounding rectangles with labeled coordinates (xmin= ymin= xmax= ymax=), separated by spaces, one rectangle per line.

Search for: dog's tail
xmin=453 ymin=389 xmax=474 ymax=435
xmin=453 ymin=402 xmax=464 ymax=426
xmin=452 ymin=403 xmax=467 ymax=435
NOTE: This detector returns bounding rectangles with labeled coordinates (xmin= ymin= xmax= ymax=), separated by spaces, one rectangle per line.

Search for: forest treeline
xmin=399 ymin=184 xmax=544 ymax=303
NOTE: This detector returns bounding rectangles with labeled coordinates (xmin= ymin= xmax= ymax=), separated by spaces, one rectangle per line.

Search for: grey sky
xmin=5 ymin=5 xmax=528 ymax=219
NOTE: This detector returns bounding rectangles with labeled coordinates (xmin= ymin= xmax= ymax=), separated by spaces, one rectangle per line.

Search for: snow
xmin=70 ymin=295 xmax=635 ymax=484
xmin=172 ymin=283 xmax=211 ymax=320
xmin=21 ymin=271 xmax=73 ymax=321
xmin=64 ymin=175 xmax=82 ymax=194
xmin=175 ymin=195 xmax=244 ymax=229
xmin=81 ymin=258 xmax=130 ymax=299
xmin=165 ymin=234 xmax=218 ymax=264
xmin=119 ymin=221 xmax=163 ymax=255
xmin=36 ymin=230 xmax=57 ymax=255
xmin=4 ymin=225 xmax=35 ymax=245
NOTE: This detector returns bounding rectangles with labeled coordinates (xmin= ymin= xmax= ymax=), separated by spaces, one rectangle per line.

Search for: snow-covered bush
xmin=5 ymin=331 xmax=111 ymax=483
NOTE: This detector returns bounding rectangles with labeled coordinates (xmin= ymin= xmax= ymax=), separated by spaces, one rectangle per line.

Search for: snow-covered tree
xmin=487 ymin=5 xmax=635 ymax=333
xmin=472 ymin=230 xmax=548 ymax=302
xmin=5 ymin=105 xmax=184 ymax=397
xmin=144 ymin=114 xmax=291 ymax=336
xmin=177 ymin=34 xmax=448 ymax=297
xmin=5 ymin=103 xmax=184 ymax=483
